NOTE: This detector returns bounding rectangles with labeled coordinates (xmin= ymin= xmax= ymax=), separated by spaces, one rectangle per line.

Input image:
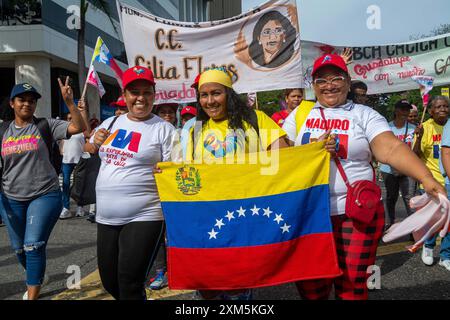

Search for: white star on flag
xmin=280 ymin=223 xmax=291 ymax=233
xmin=236 ymin=207 xmax=246 ymax=217
xmin=263 ymin=207 xmax=273 ymax=218
xmin=208 ymin=229 xmax=218 ymax=239
xmin=250 ymin=205 xmax=260 ymax=215
xmin=274 ymin=214 xmax=284 ymax=224
xmin=225 ymin=211 xmax=235 ymax=221
xmin=215 ymin=219 xmax=225 ymax=229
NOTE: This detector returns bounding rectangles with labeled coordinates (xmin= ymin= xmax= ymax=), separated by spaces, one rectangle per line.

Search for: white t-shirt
xmin=91 ymin=114 xmax=174 ymax=225
xmin=283 ymin=102 xmax=390 ymax=216
xmin=62 ymin=133 xmax=85 ymax=164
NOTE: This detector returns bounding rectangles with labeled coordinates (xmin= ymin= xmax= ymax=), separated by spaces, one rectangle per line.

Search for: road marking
xmin=52 ymin=269 xmax=113 ymax=300
xmin=377 ymin=241 xmax=413 ymax=256
xmin=53 ymin=239 xmax=442 ymax=300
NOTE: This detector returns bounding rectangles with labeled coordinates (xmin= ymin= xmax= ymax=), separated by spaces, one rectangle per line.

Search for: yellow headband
xmin=198 ymin=69 xmax=233 ymax=89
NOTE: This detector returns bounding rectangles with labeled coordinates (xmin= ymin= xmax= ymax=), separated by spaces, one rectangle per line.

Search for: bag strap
xmin=91 ymin=116 xmax=118 ymax=155
xmin=0 ymin=120 xmax=12 ymax=170
xmin=34 ymin=117 xmax=53 ymax=158
xmin=295 ymin=100 xmax=315 ymax=135
xmin=107 ymin=116 xmax=119 ymax=132
xmin=403 ymin=122 xmax=409 ymax=143
xmin=318 ymin=108 xmax=375 ymax=187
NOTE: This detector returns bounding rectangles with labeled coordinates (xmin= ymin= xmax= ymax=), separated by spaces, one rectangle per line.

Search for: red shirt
xmin=271 ymin=110 xmax=289 ymax=127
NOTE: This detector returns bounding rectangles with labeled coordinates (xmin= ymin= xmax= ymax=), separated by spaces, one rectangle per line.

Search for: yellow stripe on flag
xmin=156 ymin=142 xmax=330 ymax=202
xmin=91 ymin=37 xmax=103 ymax=64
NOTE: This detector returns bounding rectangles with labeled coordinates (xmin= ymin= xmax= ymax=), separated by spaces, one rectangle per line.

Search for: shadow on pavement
xmin=0 ymin=241 xmax=96 ymax=268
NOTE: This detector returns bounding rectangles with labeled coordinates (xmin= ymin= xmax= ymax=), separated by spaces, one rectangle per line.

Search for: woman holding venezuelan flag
xmin=282 ymin=53 xmax=445 ymax=300
xmin=186 ymin=67 xmax=290 ymax=299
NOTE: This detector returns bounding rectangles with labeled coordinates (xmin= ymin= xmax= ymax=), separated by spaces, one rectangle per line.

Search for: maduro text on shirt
xmin=155 ymin=142 xmax=341 ymax=290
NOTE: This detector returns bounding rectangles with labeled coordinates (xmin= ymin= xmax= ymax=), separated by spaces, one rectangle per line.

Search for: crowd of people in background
xmin=1 ymin=52 xmax=450 ymax=301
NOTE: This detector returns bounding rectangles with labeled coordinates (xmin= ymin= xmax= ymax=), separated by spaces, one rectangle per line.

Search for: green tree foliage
xmin=240 ymin=90 xmax=284 ymax=117
xmin=370 ymin=85 xmax=448 ymax=122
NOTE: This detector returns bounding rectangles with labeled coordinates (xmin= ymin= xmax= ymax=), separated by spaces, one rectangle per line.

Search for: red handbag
xmin=334 ymin=158 xmax=381 ymax=224
xmin=319 ymin=108 xmax=381 ymax=224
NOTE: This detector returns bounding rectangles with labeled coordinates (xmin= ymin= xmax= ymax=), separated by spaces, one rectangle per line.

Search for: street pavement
xmin=1 ymin=186 xmax=449 ymax=300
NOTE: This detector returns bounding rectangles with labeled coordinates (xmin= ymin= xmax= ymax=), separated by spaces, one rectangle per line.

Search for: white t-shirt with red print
xmin=91 ymin=114 xmax=174 ymax=225
xmin=283 ymin=102 xmax=391 ymax=216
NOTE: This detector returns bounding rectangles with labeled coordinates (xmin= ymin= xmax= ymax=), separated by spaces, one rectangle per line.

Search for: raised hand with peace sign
xmin=58 ymin=76 xmax=87 ymax=135
xmin=58 ymin=76 xmax=75 ymax=106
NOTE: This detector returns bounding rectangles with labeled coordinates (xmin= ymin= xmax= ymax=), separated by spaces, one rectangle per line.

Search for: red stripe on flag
xmin=167 ymin=233 xmax=341 ymax=290
xmin=110 ymin=59 xmax=123 ymax=78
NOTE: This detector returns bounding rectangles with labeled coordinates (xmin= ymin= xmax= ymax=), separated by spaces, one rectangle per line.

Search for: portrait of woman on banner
xmin=248 ymin=10 xmax=297 ymax=69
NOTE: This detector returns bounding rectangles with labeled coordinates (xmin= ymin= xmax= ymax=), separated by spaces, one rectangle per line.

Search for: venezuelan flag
xmin=91 ymin=37 xmax=123 ymax=88
xmin=155 ymin=142 xmax=341 ymax=290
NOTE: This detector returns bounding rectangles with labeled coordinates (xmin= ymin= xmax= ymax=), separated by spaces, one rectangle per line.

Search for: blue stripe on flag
xmin=162 ymin=184 xmax=331 ymax=249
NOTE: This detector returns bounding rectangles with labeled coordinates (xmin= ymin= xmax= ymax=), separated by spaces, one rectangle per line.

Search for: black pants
xmin=381 ymin=172 xmax=414 ymax=225
xmin=97 ymin=221 xmax=165 ymax=300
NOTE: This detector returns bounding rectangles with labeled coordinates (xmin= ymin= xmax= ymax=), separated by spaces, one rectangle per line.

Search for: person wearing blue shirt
xmin=379 ymin=100 xmax=416 ymax=228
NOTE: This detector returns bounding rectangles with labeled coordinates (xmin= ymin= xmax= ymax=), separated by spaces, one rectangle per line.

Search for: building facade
xmin=0 ymin=0 xmax=241 ymax=119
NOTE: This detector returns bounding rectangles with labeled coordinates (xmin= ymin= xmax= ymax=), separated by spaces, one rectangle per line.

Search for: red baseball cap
xmin=181 ymin=106 xmax=197 ymax=117
xmin=311 ymin=54 xmax=348 ymax=77
xmin=122 ymin=66 xmax=156 ymax=89
xmin=190 ymin=74 xmax=200 ymax=89
xmin=110 ymin=96 xmax=126 ymax=108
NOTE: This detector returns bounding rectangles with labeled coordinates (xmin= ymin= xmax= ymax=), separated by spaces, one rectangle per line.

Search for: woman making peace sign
xmin=0 ymin=77 xmax=86 ymax=300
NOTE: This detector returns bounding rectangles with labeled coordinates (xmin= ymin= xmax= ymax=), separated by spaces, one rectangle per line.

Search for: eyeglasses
xmin=261 ymin=27 xmax=285 ymax=37
xmin=313 ymin=76 xmax=346 ymax=88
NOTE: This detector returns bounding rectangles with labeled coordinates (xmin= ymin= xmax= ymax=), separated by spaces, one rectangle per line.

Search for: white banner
xmin=118 ymin=0 xmax=302 ymax=103
xmin=302 ymin=34 xmax=450 ymax=94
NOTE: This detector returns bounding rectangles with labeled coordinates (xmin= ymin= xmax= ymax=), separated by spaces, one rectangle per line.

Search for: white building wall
xmin=15 ymin=56 xmax=52 ymax=118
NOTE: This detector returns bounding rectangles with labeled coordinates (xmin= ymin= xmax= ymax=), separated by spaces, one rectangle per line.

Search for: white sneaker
xmin=59 ymin=208 xmax=74 ymax=219
xmin=438 ymin=259 xmax=450 ymax=271
xmin=23 ymin=274 xmax=50 ymax=300
xmin=76 ymin=206 xmax=87 ymax=217
xmin=421 ymin=247 xmax=434 ymax=266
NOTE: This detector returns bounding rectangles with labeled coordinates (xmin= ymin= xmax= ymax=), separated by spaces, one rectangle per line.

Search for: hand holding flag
xmin=412 ymin=76 xmax=434 ymax=125
xmin=86 ymin=65 xmax=106 ymax=98
xmin=155 ymin=143 xmax=341 ymax=290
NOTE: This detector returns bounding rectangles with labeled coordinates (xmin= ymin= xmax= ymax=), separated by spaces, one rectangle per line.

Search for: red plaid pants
xmin=295 ymin=202 xmax=385 ymax=300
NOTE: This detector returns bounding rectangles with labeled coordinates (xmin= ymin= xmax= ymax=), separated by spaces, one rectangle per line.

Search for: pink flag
xmin=86 ymin=65 xmax=106 ymax=98
xmin=247 ymin=92 xmax=256 ymax=107
xmin=412 ymin=76 xmax=434 ymax=106
xmin=383 ymin=193 xmax=450 ymax=253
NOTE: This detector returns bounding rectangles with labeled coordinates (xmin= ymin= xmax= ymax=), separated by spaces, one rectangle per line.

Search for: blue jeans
xmin=62 ymin=163 xmax=76 ymax=209
xmin=0 ymin=190 xmax=62 ymax=285
xmin=423 ymin=184 xmax=450 ymax=260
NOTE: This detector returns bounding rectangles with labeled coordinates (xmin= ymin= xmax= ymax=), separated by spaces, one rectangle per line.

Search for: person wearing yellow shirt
xmin=413 ymin=96 xmax=448 ymax=186
xmin=186 ymin=68 xmax=289 ymax=164
xmin=413 ymin=95 xmax=449 ymax=268
xmin=185 ymin=67 xmax=290 ymax=300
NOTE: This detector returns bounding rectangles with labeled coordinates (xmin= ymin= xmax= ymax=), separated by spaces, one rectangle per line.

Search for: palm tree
xmin=77 ymin=0 xmax=117 ymax=96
